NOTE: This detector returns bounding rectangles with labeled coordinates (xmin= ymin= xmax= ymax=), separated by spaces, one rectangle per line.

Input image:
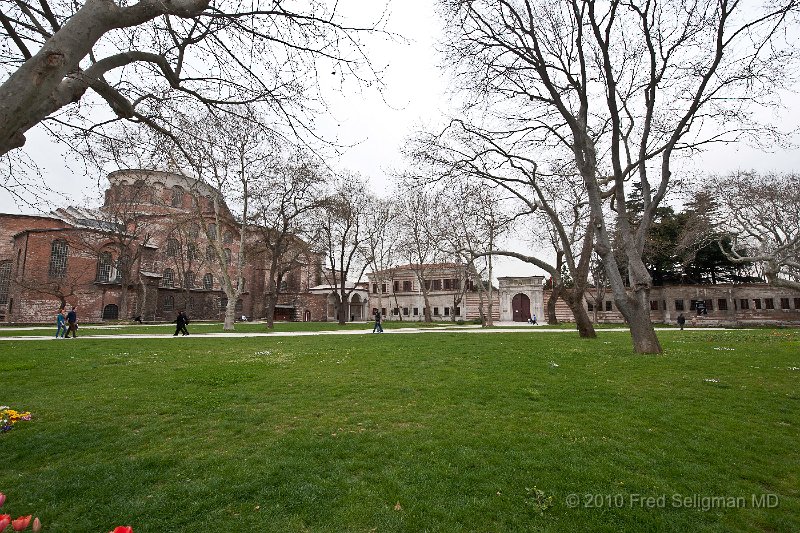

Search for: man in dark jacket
xmin=173 ymin=311 xmax=189 ymax=336
xmin=65 ymin=306 xmax=78 ymax=338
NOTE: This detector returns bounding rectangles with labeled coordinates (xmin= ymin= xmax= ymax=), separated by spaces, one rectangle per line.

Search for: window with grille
xmin=675 ymin=299 xmax=685 ymax=311
xmin=188 ymin=224 xmax=200 ymax=239
xmin=207 ymin=223 xmax=217 ymax=240
xmin=187 ymin=243 xmax=198 ymax=261
xmin=781 ymin=298 xmax=790 ymax=310
xmin=206 ymin=245 xmax=215 ymax=262
xmin=0 ymin=260 xmax=11 ymax=305
xmin=162 ymin=268 xmax=174 ymax=287
xmin=164 ymin=295 xmax=174 ymax=311
xmin=97 ymin=251 xmax=113 ymax=282
xmin=166 ymin=238 xmax=179 ymax=257
xmin=223 ymin=231 xmax=234 ymax=244
xmin=740 ymin=298 xmax=750 ymax=310
xmin=403 ymin=280 xmax=412 ymax=292
xmin=765 ymin=298 xmax=775 ymax=310
xmin=171 ymin=186 xmax=184 ymax=207
xmin=48 ymin=239 xmax=68 ymax=278
xmin=184 ymin=271 xmax=195 ymax=289
xmin=203 ymin=273 xmax=214 ymax=290
xmin=224 ymin=248 xmax=231 ymax=265
xmin=718 ymin=299 xmax=728 ymax=311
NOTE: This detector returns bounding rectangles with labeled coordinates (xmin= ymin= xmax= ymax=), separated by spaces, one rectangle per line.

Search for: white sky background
xmin=2 ymin=0 xmax=799 ymax=280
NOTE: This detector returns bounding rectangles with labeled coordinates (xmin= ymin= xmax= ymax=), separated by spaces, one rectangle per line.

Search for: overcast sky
xmin=2 ymin=0 xmax=799 ymax=280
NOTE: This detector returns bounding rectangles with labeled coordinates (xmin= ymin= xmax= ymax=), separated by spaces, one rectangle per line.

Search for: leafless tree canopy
xmin=0 ymin=0 xmax=387 ymax=159
xmin=711 ymin=171 xmax=800 ymax=289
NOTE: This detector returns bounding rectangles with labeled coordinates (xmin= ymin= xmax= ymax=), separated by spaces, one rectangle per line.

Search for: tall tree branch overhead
xmin=0 ymin=0 xmax=389 ymax=157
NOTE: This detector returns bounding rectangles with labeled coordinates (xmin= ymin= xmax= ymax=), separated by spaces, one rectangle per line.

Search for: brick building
xmin=0 ymin=169 xmax=327 ymax=324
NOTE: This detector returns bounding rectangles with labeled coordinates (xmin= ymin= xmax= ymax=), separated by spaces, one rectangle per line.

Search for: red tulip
xmin=111 ymin=527 xmax=133 ymax=533
xmin=31 ymin=518 xmax=41 ymax=533
xmin=11 ymin=515 xmax=31 ymax=531
xmin=0 ymin=516 xmax=10 ymax=532
xmin=0 ymin=492 xmax=5 ymax=507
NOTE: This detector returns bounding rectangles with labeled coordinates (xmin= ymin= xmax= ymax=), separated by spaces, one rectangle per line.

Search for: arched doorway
xmin=350 ymin=294 xmax=363 ymax=321
xmin=102 ymin=304 xmax=119 ymax=320
xmin=511 ymin=293 xmax=531 ymax=322
xmin=304 ymin=310 xmax=311 ymax=322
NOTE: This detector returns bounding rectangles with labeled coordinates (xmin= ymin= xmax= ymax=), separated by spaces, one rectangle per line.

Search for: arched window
xmin=162 ymin=268 xmax=174 ymax=287
xmin=164 ymin=295 xmax=174 ymax=312
xmin=97 ymin=251 xmax=114 ymax=282
xmin=206 ymin=245 xmax=216 ymax=262
xmin=223 ymin=230 xmax=234 ymax=244
xmin=48 ymin=239 xmax=68 ymax=279
xmin=0 ymin=260 xmax=11 ymax=305
xmin=235 ymin=299 xmax=244 ymax=315
xmin=224 ymin=248 xmax=232 ymax=265
xmin=166 ymin=238 xmax=180 ymax=257
xmin=187 ymin=243 xmax=199 ymax=261
xmin=171 ymin=186 xmax=184 ymax=207
xmin=102 ymin=304 xmax=119 ymax=320
xmin=203 ymin=273 xmax=214 ymax=290
xmin=184 ymin=271 xmax=195 ymax=289
xmin=188 ymin=224 xmax=200 ymax=239
xmin=206 ymin=223 xmax=217 ymax=240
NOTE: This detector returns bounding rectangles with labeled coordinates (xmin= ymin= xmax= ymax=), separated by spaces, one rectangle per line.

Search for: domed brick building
xmin=0 ymin=170 xmax=327 ymax=324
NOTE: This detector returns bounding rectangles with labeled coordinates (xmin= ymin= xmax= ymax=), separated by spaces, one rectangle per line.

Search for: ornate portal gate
xmin=498 ymin=276 xmax=545 ymax=322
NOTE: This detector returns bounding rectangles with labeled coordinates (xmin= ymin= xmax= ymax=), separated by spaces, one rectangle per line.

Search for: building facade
xmin=366 ymin=263 xmax=500 ymax=321
xmin=0 ymin=170 xmax=327 ymax=324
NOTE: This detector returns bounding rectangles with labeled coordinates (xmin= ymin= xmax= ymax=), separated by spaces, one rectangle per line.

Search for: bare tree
xmin=712 ymin=171 xmax=800 ymax=289
xmin=164 ymin=108 xmax=274 ymax=330
xmin=315 ymin=172 xmax=372 ymax=325
xmin=0 ymin=0 xmax=386 ymax=160
xmin=66 ymin=181 xmax=156 ymax=318
xmin=363 ymin=196 xmax=400 ymax=320
xmin=250 ymin=152 xmax=324 ymax=328
xmin=394 ymin=184 xmax=443 ymax=322
xmin=440 ymin=0 xmax=799 ymax=353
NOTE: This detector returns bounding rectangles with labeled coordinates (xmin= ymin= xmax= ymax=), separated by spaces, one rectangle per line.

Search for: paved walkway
xmin=0 ymin=322 xmax=733 ymax=341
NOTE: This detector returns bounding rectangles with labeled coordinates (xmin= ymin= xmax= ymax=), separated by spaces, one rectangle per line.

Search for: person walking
xmin=677 ymin=313 xmax=686 ymax=331
xmin=173 ymin=310 xmax=189 ymax=336
xmin=55 ymin=307 xmax=67 ymax=338
xmin=372 ymin=310 xmax=383 ymax=333
xmin=532 ymin=313 xmax=538 ymax=325
xmin=65 ymin=306 xmax=78 ymax=338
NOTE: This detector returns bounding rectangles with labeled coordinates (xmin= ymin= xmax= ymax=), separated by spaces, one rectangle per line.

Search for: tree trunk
xmin=546 ymin=285 xmax=560 ymax=325
xmin=421 ymin=289 xmax=433 ymax=322
xmin=265 ymin=293 xmax=277 ymax=329
xmin=338 ymin=298 xmax=347 ymax=325
xmin=563 ymin=288 xmax=596 ymax=338
xmin=624 ymin=290 xmax=662 ymax=353
xmin=224 ymin=298 xmax=236 ymax=330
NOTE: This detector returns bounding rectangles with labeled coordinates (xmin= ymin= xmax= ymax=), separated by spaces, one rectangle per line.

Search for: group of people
xmin=55 ymin=306 xmax=78 ymax=338
xmin=54 ymin=306 xmax=191 ymax=337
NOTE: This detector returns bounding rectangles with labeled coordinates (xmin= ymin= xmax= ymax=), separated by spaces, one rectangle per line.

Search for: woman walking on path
xmin=55 ymin=308 xmax=67 ymax=338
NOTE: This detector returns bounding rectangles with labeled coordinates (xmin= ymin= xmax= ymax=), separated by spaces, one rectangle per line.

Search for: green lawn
xmin=1 ymin=328 xmax=798 ymax=532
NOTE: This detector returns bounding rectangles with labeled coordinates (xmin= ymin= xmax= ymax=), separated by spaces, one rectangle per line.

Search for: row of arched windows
xmin=165 ymin=236 xmax=232 ymax=264
xmin=161 ymin=269 xmax=217 ymax=290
